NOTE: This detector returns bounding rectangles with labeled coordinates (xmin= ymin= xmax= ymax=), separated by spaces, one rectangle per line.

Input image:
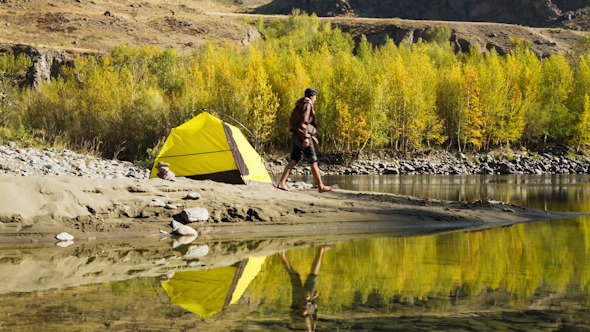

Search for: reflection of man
xmin=279 ymin=246 xmax=331 ymax=332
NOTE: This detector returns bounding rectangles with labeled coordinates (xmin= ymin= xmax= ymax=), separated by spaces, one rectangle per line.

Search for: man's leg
xmin=279 ymin=251 xmax=296 ymax=273
xmin=310 ymin=162 xmax=332 ymax=193
xmin=278 ymin=159 xmax=298 ymax=191
xmin=310 ymin=245 xmax=331 ymax=276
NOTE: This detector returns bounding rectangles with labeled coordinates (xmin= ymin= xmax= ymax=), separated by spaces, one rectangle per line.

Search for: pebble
xmin=165 ymin=204 xmax=178 ymax=209
xmin=159 ymin=230 xmax=168 ymax=234
xmin=55 ymin=232 xmax=74 ymax=241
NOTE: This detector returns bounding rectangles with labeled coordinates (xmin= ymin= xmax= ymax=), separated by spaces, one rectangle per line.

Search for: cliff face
xmin=261 ymin=0 xmax=585 ymax=27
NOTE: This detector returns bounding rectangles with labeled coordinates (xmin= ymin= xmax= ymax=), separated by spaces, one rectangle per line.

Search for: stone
xmin=55 ymin=232 xmax=74 ymax=241
xmin=172 ymin=224 xmax=198 ymax=236
xmin=181 ymin=207 xmax=209 ymax=222
xmin=402 ymin=163 xmax=415 ymax=172
xmin=159 ymin=230 xmax=168 ymax=234
xmin=172 ymin=234 xmax=197 ymax=247
xmin=185 ymin=192 xmax=201 ymax=200
xmin=156 ymin=161 xmax=176 ymax=181
xmin=56 ymin=240 xmax=74 ymax=247
xmin=170 ymin=220 xmax=184 ymax=230
xmin=184 ymin=245 xmax=209 ymax=259
xmin=149 ymin=199 xmax=166 ymax=207
xmin=165 ymin=204 xmax=178 ymax=210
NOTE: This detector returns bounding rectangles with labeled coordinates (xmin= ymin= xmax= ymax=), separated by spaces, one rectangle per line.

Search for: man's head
xmin=305 ymin=88 xmax=318 ymax=102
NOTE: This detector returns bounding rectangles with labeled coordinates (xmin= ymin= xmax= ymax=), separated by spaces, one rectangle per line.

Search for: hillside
xmin=0 ymin=0 xmax=587 ymax=60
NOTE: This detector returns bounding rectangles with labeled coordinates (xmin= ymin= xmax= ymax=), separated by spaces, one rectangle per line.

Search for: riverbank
xmin=266 ymin=147 xmax=590 ymax=176
xmin=0 ymin=142 xmax=583 ymax=244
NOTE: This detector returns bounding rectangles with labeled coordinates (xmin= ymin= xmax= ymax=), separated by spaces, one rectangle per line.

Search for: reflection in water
xmin=294 ymin=174 xmax=590 ymax=212
xmin=0 ymin=217 xmax=589 ymax=330
xmin=161 ymin=257 xmax=266 ymax=319
xmin=279 ymin=246 xmax=331 ymax=331
xmin=249 ymin=217 xmax=590 ymax=330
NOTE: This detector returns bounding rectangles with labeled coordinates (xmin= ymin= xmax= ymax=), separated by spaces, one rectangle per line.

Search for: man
xmin=277 ymin=88 xmax=332 ymax=193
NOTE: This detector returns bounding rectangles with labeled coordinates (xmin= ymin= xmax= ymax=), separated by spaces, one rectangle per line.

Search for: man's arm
xmin=300 ymin=102 xmax=314 ymax=148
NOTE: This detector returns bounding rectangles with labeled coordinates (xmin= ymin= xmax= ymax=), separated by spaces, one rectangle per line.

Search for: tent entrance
xmin=188 ymin=170 xmax=244 ymax=184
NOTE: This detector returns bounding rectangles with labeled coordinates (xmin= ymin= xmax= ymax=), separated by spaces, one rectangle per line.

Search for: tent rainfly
xmin=150 ymin=112 xmax=272 ymax=185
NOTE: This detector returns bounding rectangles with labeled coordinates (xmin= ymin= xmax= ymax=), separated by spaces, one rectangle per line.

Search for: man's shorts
xmin=290 ymin=134 xmax=318 ymax=163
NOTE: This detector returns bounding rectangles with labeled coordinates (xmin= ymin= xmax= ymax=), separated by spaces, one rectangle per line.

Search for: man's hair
xmin=305 ymin=88 xmax=318 ymax=98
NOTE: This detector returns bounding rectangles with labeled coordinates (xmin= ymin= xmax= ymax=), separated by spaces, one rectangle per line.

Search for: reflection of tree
xmin=252 ymin=217 xmax=590 ymax=315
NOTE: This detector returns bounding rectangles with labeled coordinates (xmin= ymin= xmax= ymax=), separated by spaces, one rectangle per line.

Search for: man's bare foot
xmin=318 ymin=185 xmax=332 ymax=193
xmin=276 ymin=184 xmax=290 ymax=191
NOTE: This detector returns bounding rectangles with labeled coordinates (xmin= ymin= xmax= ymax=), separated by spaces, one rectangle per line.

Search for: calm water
xmin=293 ymin=173 xmax=590 ymax=212
xmin=1 ymin=175 xmax=589 ymax=331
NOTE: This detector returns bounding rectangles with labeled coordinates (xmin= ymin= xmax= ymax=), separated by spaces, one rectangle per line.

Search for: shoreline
xmin=0 ymin=142 xmax=587 ymax=244
xmin=0 ymin=173 xmax=583 ymax=244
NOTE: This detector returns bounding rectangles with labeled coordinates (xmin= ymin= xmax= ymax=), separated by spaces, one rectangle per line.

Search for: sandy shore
xmin=0 ymin=173 xmax=581 ymax=244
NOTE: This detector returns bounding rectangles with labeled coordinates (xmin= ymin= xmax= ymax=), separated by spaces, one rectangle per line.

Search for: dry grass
xmin=0 ymin=0 xmax=587 ymax=57
xmin=0 ymin=0 xmax=264 ymax=54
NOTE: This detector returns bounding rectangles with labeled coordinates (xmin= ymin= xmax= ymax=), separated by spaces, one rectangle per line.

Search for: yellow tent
xmin=161 ymin=257 xmax=266 ymax=319
xmin=150 ymin=112 xmax=272 ymax=185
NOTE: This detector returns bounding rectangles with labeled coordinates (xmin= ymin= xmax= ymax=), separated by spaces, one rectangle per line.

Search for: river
xmin=0 ymin=175 xmax=589 ymax=331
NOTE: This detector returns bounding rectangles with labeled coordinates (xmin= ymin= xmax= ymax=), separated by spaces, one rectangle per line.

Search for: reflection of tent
xmin=150 ymin=112 xmax=272 ymax=185
xmin=162 ymin=257 xmax=266 ymax=319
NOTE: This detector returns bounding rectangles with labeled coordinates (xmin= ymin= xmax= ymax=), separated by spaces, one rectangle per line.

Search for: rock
xmin=185 ymin=192 xmax=201 ymax=200
xmin=172 ymin=224 xmax=198 ymax=236
xmin=149 ymin=199 xmax=166 ymax=207
xmin=55 ymin=232 xmax=74 ymax=241
xmin=170 ymin=220 xmax=184 ymax=230
xmin=165 ymin=204 xmax=178 ymax=210
xmin=159 ymin=230 xmax=168 ymax=234
xmin=181 ymin=207 xmax=209 ymax=222
xmin=172 ymin=234 xmax=197 ymax=247
xmin=156 ymin=161 xmax=176 ymax=181
xmin=402 ymin=163 xmax=415 ymax=172
xmin=184 ymin=245 xmax=209 ymax=259
xmin=56 ymin=240 xmax=74 ymax=247
xmin=241 ymin=28 xmax=263 ymax=46
xmin=11 ymin=45 xmax=70 ymax=90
